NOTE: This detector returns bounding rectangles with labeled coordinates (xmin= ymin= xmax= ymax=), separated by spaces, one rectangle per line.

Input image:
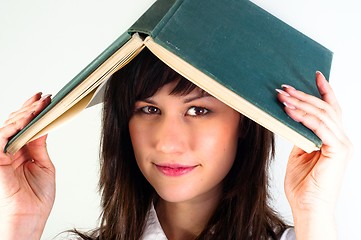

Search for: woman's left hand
xmin=277 ymin=71 xmax=353 ymax=239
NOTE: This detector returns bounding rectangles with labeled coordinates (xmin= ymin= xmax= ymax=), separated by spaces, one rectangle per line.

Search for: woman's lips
xmin=155 ymin=164 xmax=197 ymax=177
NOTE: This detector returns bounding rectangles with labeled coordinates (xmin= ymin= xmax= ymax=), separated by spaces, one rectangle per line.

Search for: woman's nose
xmin=154 ymin=115 xmax=188 ymax=154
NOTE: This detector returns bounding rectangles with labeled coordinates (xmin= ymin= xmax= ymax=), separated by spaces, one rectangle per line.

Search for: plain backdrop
xmin=1 ymin=0 xmax=360 ymax=239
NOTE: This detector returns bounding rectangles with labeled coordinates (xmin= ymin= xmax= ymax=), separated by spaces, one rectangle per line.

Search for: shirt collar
xmin=140 ymin=203 xmax=168 ymax=240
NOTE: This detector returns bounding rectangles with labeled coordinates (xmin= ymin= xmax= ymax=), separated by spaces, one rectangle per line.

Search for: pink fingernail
xmin=282 ymin=102 xmax=296 ymax=110
xmin=40 ymin=94 xmax=52 ymax=101
xmin=276 ymin=88 xmax=290 ymax=97
xmin=281 ymin=84 xmax=296 ymax=90
xmin=316 ymin=70 xmax=326 ymax=79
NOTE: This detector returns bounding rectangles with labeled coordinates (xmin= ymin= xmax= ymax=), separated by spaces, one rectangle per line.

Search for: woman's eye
xmin=140 ymin=106 xmax=160 ymax=115
xmin=187 ymin=106 xmax=209 ymax=116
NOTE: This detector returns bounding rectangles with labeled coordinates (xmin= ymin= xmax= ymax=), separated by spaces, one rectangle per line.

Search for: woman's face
xmin=129 ymin=81 xmax=241 ymax=204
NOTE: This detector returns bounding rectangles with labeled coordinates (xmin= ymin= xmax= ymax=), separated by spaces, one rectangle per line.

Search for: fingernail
xmin=40 ymin=94 xmax=52 ymax=101
xmin=275 ymin=88 xmax=290 ymax=97
xmin=316 ymin=70 xmax=325 ymax=79
xmin=282 ymin=102 xmax=296 ymax=110
xmin=27 ymin=92 xmax=42 ymax=102
xmin=281 ymin=84 xmax=296 ymax=90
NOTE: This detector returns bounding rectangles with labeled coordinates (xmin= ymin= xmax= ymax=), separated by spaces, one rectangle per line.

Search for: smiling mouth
xmin=155 ymin=164 xmax=197 ymax=177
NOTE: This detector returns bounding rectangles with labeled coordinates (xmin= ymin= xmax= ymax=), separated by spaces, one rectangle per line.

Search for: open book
xmin=5 ymin=0 xmax=333 ymax=154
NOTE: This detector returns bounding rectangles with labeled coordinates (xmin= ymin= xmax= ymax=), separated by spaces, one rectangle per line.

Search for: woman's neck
xmin=155 ymin=189 xmax=221 ymax=240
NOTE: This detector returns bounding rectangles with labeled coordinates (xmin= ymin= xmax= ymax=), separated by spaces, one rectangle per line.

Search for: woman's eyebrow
xmin=183 ymin=92 xmax=214 ymax=103
xmin=138 ymin=98 xmax=156 ymax=104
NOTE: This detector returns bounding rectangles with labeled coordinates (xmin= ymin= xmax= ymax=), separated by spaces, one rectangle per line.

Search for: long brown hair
xmin=71 ymin=48 xmax=287 ymax=239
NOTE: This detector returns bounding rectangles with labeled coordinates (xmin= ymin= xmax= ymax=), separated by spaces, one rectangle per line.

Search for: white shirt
xmin=141 ymin=204 xmax=295 ymax=240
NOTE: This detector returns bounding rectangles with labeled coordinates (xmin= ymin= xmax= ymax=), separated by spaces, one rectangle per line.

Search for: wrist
xmin=292 ymin=209 xmax=337 ymax=240
xmin=0 ymin=215 xmax=47 ymax=240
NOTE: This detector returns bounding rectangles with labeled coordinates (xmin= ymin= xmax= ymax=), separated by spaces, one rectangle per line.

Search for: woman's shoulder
xmin=280 ymin=227 xmax=296 ymax=240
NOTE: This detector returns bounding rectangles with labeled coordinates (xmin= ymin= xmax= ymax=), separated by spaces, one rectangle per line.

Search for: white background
xmin=0 ymin=0 xmax=360 ymax=239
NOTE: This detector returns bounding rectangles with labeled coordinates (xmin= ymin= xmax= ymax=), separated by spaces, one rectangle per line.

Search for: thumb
xmin=27 ymin=135 xmax=54 ymax=171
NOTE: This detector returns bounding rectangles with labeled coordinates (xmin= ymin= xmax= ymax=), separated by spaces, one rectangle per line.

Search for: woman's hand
xmin=277 ymin=72 xmax=353 ymax=239
xmin=0 ymin=93 xmax=55 ymax=240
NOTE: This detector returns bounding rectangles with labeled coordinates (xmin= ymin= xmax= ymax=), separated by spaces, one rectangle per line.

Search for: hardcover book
xmin=5 ymin=0 xmax=333 ymax=154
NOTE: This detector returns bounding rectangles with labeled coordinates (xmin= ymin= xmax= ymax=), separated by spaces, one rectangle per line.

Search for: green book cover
xmin=130 ymin=0 xmax=332 ymax=151
xmin=5 ymin=0 xmax=332 ymax=154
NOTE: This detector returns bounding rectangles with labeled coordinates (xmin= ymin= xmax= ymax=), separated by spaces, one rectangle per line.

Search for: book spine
xmin=129 ymin=0 xmax=184 ymax=37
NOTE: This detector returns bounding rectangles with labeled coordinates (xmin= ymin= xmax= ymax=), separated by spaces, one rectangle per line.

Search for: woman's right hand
xmin=0 ymin=92 xmax=55 ymax=240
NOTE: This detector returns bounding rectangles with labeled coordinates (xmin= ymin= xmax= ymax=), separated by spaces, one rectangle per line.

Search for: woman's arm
xmin=277 ymin=71 xmax=353 ymax=239
xmin=0 ymin=93 xmax=56 ymax=240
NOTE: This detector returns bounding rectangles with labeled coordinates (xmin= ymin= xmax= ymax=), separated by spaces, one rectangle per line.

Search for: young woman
xmin=0 ymin=49 xmax=352 ymax=239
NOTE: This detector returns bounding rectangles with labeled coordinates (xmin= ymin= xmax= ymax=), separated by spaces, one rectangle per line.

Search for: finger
xmin=315 ymin=71 xmax=342 ymax=116
xmin=281 ymin=72 xmax=342 ymax=120
xmin=284 ymin=106 xmax=347 ymax=148
xmin=276 ymin=88 xmax=344 ymax=142
xmin=279 ymin=94 xmax=343 ymax=140
xmin=5 ymin=94 xmax=52 ymax=125
xmin=22 ymin=92 xmax=43 ymax=107
xmin=27 ymin=135 xmax=55 ymax=172
xmin=0 ymin=111 xmax=36 ymax=160
xmin=4 ymin=92 xmax=42 ymax=121
xmin=276 ymin=86 xmax=349 ymax=150
xmin=281 ymin=91 xmax=339 ymax=125
xmin=280 ymin=85 xmax=341 ymax=125
xmin=279 ymin=89 xmax=348 ymax=145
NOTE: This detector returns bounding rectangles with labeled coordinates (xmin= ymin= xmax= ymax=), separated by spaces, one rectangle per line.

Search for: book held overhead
xmin=5 ymin=0 xmax=332 ymax=154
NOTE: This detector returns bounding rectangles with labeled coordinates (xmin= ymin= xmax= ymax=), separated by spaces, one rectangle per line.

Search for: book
xmin=5 ymin=0 xmax=333 ymax=154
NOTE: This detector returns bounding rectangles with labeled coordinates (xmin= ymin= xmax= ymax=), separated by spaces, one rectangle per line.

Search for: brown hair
xmin=71 ymin=48 xmax=287 ymax=239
